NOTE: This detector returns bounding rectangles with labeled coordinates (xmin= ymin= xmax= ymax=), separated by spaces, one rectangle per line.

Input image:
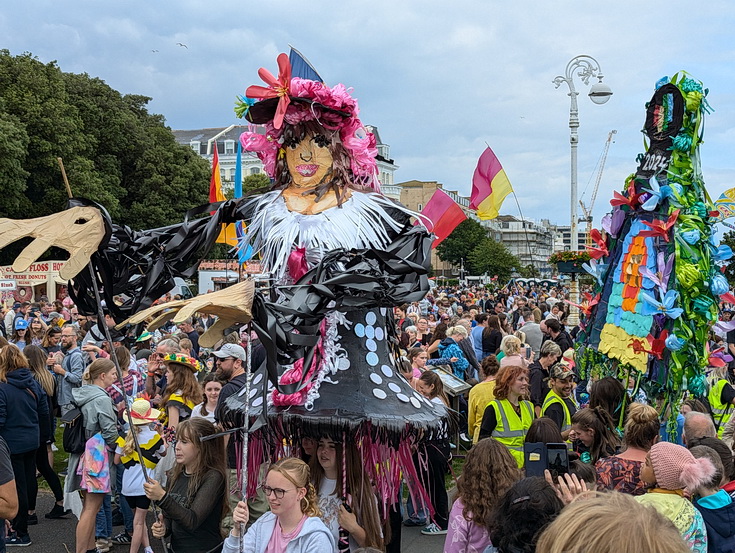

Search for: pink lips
xmin=296 ymin=164 xmax=318 ymax=177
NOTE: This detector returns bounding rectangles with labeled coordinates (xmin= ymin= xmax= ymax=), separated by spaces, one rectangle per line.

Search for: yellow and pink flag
xmin=469 ymin=147 xmax=513 ymax=220
xmin=209 ymin=143 xmax=238 ymax=247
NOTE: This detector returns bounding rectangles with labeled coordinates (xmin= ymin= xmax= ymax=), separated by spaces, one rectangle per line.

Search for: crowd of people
xmin=0 ymin=281 xmax=733 ymax=552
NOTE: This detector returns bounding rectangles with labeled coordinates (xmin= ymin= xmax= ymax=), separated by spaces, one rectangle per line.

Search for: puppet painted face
xmin=285 ymin=133 xmax=333 ymax=188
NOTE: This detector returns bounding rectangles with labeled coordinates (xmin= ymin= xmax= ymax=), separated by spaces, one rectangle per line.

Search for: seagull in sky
xmin=151 ymin=49 xmax=159 ymax=53
xmin=176 ymin=42 xmax=188 ymax=49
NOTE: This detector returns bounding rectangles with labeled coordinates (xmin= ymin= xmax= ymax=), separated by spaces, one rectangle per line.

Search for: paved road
xmin=27 ymin=492 xmax=445 ymax=552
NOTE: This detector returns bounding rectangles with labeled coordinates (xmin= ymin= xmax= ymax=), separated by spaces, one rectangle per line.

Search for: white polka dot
xmin=249 ymin=388 xmax=258 ymax=399
xmin=252 ymin=397 xmax=263 ymax=407
xmin=366 ymin=312 xmax=377 ymax=325
xmin=338 ymin=357 xmax=350 ymax=370
xmin=397 ymin=393 xmax=410 ymax=403
xmin=388 ymin=382 xmax=401 ymax=393
xmin=380 ymin=308 xmax=387 ymax=316
xmin=373 ymin=388 xmax=387 ymax=400
xmin=370 ymin=373 xmax=383 ymax=385
xmin=374 ymin=327 xmax=384 ymax=341
xmin=365 ymin=326 xmax=375 ymax=339
xmin=413 ymin=392 xmax=423 ymax=401
xmin=252 ymin=373 xmax=263 ymax=386
xmin=366 ymin=339 xmax=377 ymax=352
xmin=355 ymin=323 xmax=365 ymax=338
xmin=410 ymin=397 xmax=421 ymax=408
xmin=366 ymin=352 xmax=379 ymax=366
xmin=381 ymin=365 xmax=394 ymax=378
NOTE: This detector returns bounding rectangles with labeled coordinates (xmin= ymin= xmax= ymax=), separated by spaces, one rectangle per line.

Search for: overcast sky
xmin=3 ymin=1 xmax=734 ymax=230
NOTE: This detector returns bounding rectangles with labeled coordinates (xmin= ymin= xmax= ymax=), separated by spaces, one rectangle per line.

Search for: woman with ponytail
xmin=570 ymin=407 xmax=621 ymax=464
xmin=224 ymin=457 xmax=334 ymax=553
xmin=596 ymin=402 xmax=660 ymax=495
xmin=637 ymin=442 xmax=714 ymax=552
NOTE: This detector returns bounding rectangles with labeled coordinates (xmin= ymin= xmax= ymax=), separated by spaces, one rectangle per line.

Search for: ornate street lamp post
xmin=553 ymin=55 xmax=612 ymax=325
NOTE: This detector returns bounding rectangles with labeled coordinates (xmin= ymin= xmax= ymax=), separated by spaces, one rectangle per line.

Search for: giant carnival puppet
xmin=0 ymin=53 xmax=446 ymax=544
xmin=574 ymin=73 xmax=734 ymax=433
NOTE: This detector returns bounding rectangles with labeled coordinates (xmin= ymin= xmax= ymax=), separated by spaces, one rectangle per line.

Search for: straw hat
xmin=123 ymin=399 xmax=161 ymax=425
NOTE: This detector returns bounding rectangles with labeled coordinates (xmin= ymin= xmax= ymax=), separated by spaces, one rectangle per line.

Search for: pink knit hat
xmin=649 ymin=442 xmax=715 ymax=491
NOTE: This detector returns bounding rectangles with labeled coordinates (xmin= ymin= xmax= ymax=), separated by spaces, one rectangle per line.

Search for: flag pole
xmin=482 ymin=142 xmax=534 ymax=271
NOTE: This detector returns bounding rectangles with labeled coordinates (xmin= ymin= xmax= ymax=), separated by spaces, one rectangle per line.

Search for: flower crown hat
xmin=162 ymin=352 xmax=202 ymax=373
xmin=235 ymin=53 xmax=380 ymax=190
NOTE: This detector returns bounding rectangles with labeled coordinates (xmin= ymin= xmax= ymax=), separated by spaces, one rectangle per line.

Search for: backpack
xmin=61 ymin=402 xmax=85 ymax=454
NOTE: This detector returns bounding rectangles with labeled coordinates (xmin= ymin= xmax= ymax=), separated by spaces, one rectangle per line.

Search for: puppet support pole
xmin=57 ymin=158 xmax=171 ymax=553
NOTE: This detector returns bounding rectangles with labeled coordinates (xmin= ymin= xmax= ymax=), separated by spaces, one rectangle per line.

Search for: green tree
xmin=242 ymin=172 xmax=271 ymax=193
xmin=723 ymin=231 xmax=735 ymax=287
xmin=436 ymin=218 xmax=489 ymax=268
xmin=520 ymin=264 xmax=540 ymax=278
xmin=467 ymin=237 xmax=521 ymax=282
xmin=0 ymin=50 xmax=211 ymax=236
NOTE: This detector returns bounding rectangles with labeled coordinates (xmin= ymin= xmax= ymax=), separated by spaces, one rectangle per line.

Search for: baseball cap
xmin=14 ymin=319 xmax=28 ymax=330
xmin=550 ymin=363 xmax=575 ymax=381
xmin=212 ymin=343 xmax=247 ymax=361
xmin=12 ymin=303 xmax=21 ymax=310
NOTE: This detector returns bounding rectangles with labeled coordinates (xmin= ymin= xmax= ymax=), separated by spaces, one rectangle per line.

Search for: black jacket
xmin=0 ymin=368 xmax=49 ymax=454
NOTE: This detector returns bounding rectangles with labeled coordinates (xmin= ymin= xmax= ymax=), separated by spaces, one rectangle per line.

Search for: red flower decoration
xmin=563 ymin=292 xmax=600 ymax=318
xmin=610 ymin=180 xmax=643 ymax=209
xmin=639 ymin=209 xmax=680 ymax=242
xmin=245 ymin=53 xmax=292 ymax=129
xmin=586 ymin=229 xmax=609 ymax=260
xmin=630 ymin=329 xmax=668 ymax=360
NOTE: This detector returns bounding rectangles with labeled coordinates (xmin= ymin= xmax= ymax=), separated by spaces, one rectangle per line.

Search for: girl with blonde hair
xmin=225 ymin=457 xmax=333 ymax=553
xmin=596 ymin=402 xmax=659 ymax=495
xmin=23 ymin=345 xmax=67 ymax=524
xmin=498 ymin=335 xmax=528 ymax=368
xmin=536 ymin=492 xmax=690 ymax=553
xmin=115 ymin=399 xmax=166 ymax=553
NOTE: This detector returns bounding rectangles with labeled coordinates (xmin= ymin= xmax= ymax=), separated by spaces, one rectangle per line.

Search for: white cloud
xmin=2 ymin=0 xmax=735 ymax=228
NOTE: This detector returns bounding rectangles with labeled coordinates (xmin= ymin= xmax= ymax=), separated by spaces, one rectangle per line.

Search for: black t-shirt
xmin=186 ymin=330 xmax=200 ymax=357
xmin=215 ymin=372 xmax=249 ymax=468
xmin=545 ymin=397 xmax=577 ymax=431
xmin=721 ymin=382 xmax=735 ymax=406
xmin=529 ymin=362 xmax=549 ymax=408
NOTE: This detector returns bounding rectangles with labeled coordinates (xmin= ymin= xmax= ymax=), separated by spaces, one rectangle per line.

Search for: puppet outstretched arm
xmin=0 ymin=206 xmax=106 ymax=280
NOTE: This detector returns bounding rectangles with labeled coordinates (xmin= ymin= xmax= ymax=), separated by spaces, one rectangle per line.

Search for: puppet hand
xmin=120 ymin=280 xmax=256 ymax=348
xmin=0 ymin=206 xmax=106 ymax=280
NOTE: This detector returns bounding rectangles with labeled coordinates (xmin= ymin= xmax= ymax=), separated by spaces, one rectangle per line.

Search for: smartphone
xmin=524 ymin=442 xmax=569 ymax=477
xmin=525 ymin=346 xmax=532 ymax=359
xmin=546 ymin=443 xmax=569 ymax=475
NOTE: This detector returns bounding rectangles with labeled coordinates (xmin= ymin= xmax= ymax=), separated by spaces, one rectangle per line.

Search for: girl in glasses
xmin=144 ymin=418 xmax=227 ymax=553
xmin=224 ymin=457 xmax=334 ymax=553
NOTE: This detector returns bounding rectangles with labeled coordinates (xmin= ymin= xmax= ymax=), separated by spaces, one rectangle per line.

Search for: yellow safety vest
xmin=541 ymin=390 xmax=572 ymax=433
xmin=489 ymin=398 xmax=534 ymax=468
xmin=709 ymin=379 xmax=733 ymax=438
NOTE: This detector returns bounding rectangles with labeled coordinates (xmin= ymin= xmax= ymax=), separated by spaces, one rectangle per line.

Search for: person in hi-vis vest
xmin=541 ymin=363 xmax=578 ymax=441
xmin=478 ymin=364 xmax=535 ymax=467
xmin=707 ymin=365 xmax=735 ymax=438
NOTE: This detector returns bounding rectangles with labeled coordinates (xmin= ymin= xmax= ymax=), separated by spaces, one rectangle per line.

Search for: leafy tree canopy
xmin=467 ymin=236 xmax=521 ymax=282
xmin=722 ymin=231 xmax=735 ymax=287
xmin=435 ymin=218 xmax=488 ymax=267
xmin=0 ymin=50 xmax=211 ymax=238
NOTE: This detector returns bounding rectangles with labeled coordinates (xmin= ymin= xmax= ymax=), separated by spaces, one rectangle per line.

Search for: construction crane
xmin=580 ymin=130 xmax=617 ymax=246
